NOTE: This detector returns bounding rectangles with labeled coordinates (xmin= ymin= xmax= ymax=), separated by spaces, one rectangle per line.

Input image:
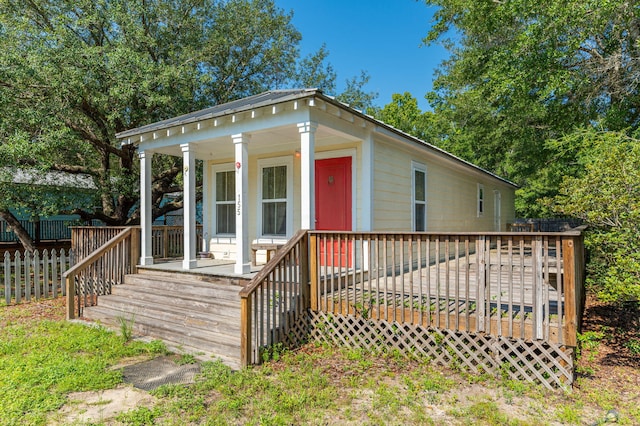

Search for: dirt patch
xmin=0 ymin=297 xmax=66 ymax=326
xmin=50 ymin=386 xmax=155 ymax=425
xmin=576 ymin=297 xmax=640 ymax=386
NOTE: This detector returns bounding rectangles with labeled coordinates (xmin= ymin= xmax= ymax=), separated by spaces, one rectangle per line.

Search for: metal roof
xmin=116 ymin=89 xmax=318 ymax=140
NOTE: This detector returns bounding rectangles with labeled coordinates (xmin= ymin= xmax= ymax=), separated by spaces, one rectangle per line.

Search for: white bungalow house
xmin=117 ymin=89 xmax=517 ymax=275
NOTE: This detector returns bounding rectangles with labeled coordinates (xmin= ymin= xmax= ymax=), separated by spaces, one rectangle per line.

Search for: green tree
xmin=552 ymin=130 xmax=640 ymax=302
xmin=374 ymin=92 xmax=437 ymax=142
xmin=294 ymin=44 xmax=337 ymax=93
xmin=335 ymin=70 xmax=378 ymax=113
xmin=0 ymin=0 xmax=374 ymax=249
xmin=423 ymin=0 xmax=640 ymax=215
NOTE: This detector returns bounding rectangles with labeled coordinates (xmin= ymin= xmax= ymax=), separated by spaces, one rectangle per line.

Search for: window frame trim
xmin=411 ymin=161 xmax=427 ymax=232
xmin=477 ymin=183 xmax=485 ymax=218
xmin=211 ymin=163 xmax=237 ymax=237
xmin=257 ymin=156 xmax=294 ymax=239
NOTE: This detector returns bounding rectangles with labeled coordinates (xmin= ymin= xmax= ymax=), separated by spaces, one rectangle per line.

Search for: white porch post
xmin=201 ymin=161 xmax=210 ymax=253
xmin=298 ymin=121 xmax=318 ymax=230
xmin=181 ymin=143 xmax=197 ymax=269
xmin=361 ymin=131 xmax=374 ymax=231
xmin=233 ymin=133 xmax=251 ymax=274
xmin=139 ymin=150 xmax=154 ymax=265
xmin=361 ymin=132 xmax=374 ymax=271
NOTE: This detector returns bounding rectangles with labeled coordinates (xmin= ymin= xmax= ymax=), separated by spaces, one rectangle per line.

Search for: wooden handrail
xmin=240 ymin=229 xmax=309 ymax=368
xmin=309 ymin=230 xmax=585 ymax=237
xmin=239 ymin=229 xmax=308 ymax=298
xmin=65 ymin=227 xmax=136 ymax=320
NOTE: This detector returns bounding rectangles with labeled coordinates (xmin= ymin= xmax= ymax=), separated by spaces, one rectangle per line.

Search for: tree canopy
xmin=0 ymin=0 xmax=375 ymax=249
xmin=414 ymin=0 xmax=640 ymax=303
xmin=422 ymin=0 xmax=640 ymax=215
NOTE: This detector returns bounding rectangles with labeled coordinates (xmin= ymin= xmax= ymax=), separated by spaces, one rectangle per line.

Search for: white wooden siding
xmin=373 ymin=138 xmax=516 ymax=232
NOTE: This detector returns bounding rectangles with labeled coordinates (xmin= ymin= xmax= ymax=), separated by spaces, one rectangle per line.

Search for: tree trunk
xmin=0 ymin=209 xmax=36 ymax=252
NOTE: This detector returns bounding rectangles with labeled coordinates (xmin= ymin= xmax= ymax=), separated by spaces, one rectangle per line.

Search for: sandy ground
xmin=50 ymin=386 xmax=156 ymax=425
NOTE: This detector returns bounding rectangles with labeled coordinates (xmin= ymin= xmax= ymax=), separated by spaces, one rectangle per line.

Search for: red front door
xmin=315 ymin=157 xmax=352 ymax=266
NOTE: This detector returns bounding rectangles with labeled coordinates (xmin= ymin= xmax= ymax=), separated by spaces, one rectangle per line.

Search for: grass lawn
xmin=0 ymin=298 xmax=638 ymax=425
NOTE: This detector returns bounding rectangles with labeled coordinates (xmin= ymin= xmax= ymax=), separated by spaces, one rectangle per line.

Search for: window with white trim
xmin=258 ymin=157 xmax=293 ymax=237
xmin=212 ymin=165 xmax=235 ymax=235
xmin=477 ymin=184 xmax=485 ymax=217
xmin=412 ymin=162 xmax=427 ymax=231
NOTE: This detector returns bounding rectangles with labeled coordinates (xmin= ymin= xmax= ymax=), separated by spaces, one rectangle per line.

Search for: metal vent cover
xmin=122 ymin=357 xmax=201 ymax=391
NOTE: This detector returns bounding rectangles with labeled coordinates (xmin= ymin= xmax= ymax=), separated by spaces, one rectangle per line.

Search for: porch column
xmin=139 ymin=150 xmax=154 ymax=266
xmin=201 ymin=161 xmax=210 ymax=253
xmin=361 ymin=131 xmax=374 ymax=231
xmin=181 ymin=143 xmax=197 ymax=269
xmin=233 ymin=133 xmax=251 ymax=274
xmin=298 ymin=121 xmax=318 ymax=230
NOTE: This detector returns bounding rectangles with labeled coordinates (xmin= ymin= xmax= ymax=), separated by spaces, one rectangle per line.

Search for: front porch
xmin=65 ymin=226 xmax=585 ymax=389
xmin=139 ymin=258 xmax=260 ymax=279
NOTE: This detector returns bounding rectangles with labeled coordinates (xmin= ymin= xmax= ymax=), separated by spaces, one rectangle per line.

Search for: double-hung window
xmin=477 ymin=184 xmax=485 ymax=217
xmin=213 ymin=166 xmax=235 ymax=235
xmin=412 ymin=162 xmax=427 ymax=232
xmin=259 ymin=157 xmax=293 ymax=237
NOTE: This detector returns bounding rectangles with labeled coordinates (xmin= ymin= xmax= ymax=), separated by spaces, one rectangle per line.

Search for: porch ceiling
xmin=149 ymin=123 xmax=359 ymax=160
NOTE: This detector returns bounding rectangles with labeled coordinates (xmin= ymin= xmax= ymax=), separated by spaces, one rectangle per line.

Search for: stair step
xmin=124 ymin=275 xmax=242 ymax=302
xmin=81 ymin=270 xmax=249 ymax=370
xmin=112 ymin=284 xmax=240 ymax=311
xmin=83 ymin=305 xmax=241 ymax=369
xmin=93 ymin=295 xmax=241 ymax=335
xmin=135 ymin=268 xmax=251 ymax=287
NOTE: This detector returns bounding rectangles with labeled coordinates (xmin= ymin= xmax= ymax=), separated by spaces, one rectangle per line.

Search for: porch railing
xmin=240 ymin=229 xmax=310 ymax=367
xmin=308 ymin=231 xmax=585 ymax=347
xmin=72 ymin=226 xmax=129 ymax=262
xmin=65 ymin=227 xmax=140 ymax=319
xmin=71 ymin=225 xmax=203 ymax=262
xmin=151 ymin=225 xmax=204 ymax=259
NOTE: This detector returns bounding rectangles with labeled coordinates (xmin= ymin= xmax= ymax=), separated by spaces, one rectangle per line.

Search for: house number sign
xmin=236 ymin=162 xmax=242 ymax=215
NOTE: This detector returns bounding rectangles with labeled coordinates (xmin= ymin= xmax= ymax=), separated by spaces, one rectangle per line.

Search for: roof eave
xmin=116 ymin=88 xmax=320 ymax=142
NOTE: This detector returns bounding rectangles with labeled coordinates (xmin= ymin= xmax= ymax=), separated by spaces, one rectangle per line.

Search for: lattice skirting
xmin=308 ymin=311 xmax=574 ymax=390
xmin=255 ymin=310 xmax=311 ymax=363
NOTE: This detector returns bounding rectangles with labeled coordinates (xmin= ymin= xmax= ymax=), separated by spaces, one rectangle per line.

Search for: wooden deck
xmin=241 ymin=230 xmax=585 ymax=389
xmin=66 ymin=227 xmax=585 ymax=389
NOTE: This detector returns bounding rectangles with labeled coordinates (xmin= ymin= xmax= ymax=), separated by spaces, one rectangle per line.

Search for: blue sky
xmin=273 ymin=0 xmax=450 ymax=111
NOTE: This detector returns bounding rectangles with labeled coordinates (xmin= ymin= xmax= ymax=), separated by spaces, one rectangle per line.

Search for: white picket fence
xmin=1 ymin=249 xmax=74 ymax=305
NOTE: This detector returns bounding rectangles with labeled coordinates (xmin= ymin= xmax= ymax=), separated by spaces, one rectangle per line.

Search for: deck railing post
xmin=65 ymin=273 xmax=75 ymax=320
xmin=477 ymin=235 xmax=486 ymax=332
xmin=163 ymin=227 xmax=169 ymax=259
xmin=534 ymin=236 xmax=544 ymax=340
xmin=300 ymin=231 xmax=311 ymax=311
xmin=309 ymin=233 xmax=318 ymax=311
xmin=576 ymin=235 xmax=586 ymax=328
xmin=240 ymin=295 xmax=252 ymax=368
xmin=562 ymin=237 xmax=578 ymax=347
xmin=130 ymin=227 xmax=140 ymax=274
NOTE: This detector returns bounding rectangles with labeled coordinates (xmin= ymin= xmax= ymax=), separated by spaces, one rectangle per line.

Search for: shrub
xmin=553 ymin=130 xmax=640 ymax=303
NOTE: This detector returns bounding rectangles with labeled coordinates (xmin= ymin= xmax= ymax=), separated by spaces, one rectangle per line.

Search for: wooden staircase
xmin=81 ymin=268 xmax=248 ymax=370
